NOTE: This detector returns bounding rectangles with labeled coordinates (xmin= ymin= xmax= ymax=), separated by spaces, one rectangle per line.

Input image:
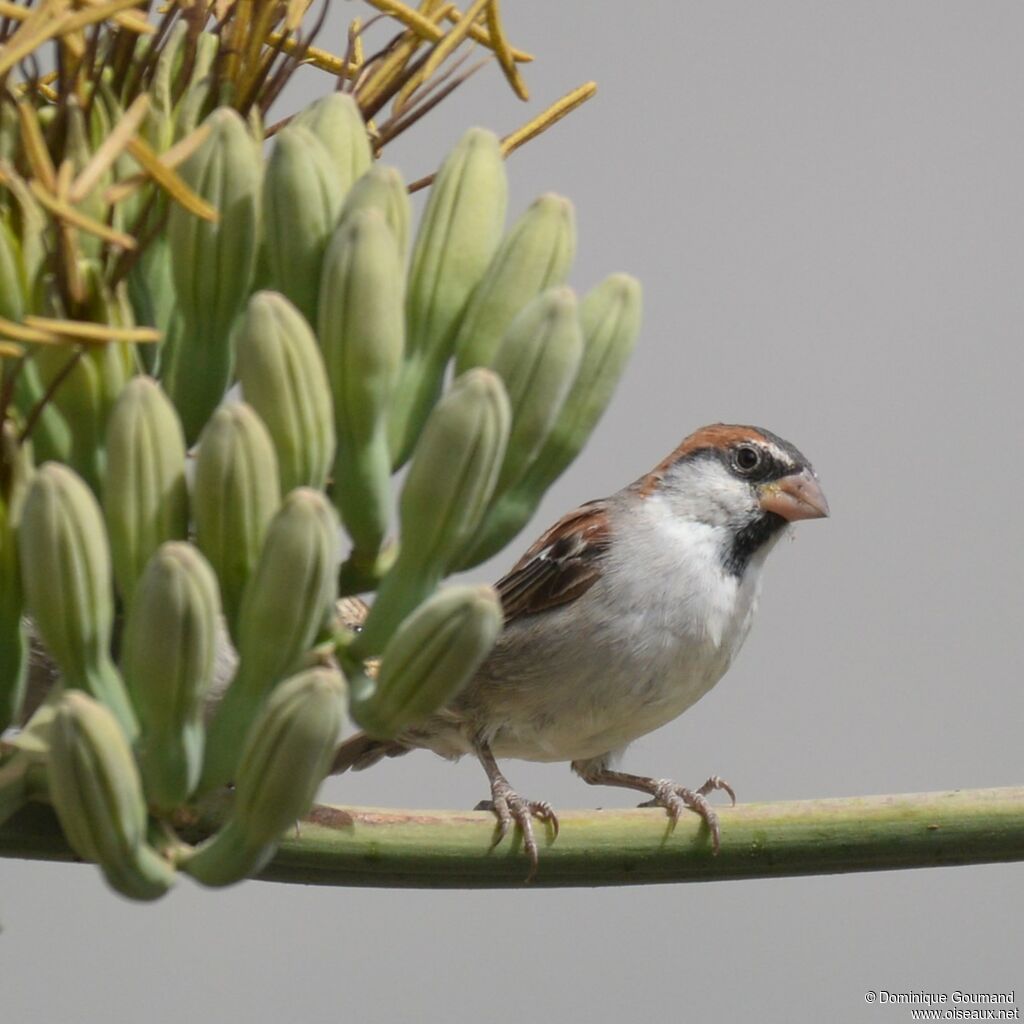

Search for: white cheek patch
xmin=661 ymin=458 xmax=757 ymax=529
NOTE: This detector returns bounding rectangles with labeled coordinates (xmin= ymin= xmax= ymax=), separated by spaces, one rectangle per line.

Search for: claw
xmin=644 ymin=778 xmax=729 ymax=854
xmin=576 ymin=761 xmax=735 ymax=856
xmin=476 ymin=786 xmax=560 ymax=880
xmin=475 ymin=744 xmax=560 ymax=880
xmin=475 ymin=797 xmax=513 ymax=846
xmin=531 ymin=800 xmax=559 ymax=840
xmin=696 ymin=775 xmax=736 ymax=805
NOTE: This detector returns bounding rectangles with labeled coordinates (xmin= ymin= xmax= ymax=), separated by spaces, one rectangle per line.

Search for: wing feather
xmin=496 ymin=500 xmax=611 ymax=621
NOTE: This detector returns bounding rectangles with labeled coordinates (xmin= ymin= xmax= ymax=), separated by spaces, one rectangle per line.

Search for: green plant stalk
xmin=2 ymin=787 xmax=1022 ymax=888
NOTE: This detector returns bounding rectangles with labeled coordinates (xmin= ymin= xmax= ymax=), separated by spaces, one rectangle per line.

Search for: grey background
xmin=4 ymin=3 xmax=1023 ymax=1021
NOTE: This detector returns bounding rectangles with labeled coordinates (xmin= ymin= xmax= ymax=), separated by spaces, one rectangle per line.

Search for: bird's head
xmin=633 ymin=423 xmax=829 ymax=575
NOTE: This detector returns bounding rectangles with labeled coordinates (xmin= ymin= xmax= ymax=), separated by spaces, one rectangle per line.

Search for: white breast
xmin=475 ymin=495 xmax=776 ymax=763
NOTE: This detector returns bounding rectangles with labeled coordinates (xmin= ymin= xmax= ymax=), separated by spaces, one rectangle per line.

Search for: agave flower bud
xmin=339 ymin=164 xmax=411 ymax=258
xmin=235 ymin=292 xmax=335 ymax=493
xmin=452 ymin=290 xmax=584 ymax=571
xmin=164 ymin=107 xmax=262 ymax=441
xmin=355 ymin=369 xmax=509 ymax=656
xmin=49 ymin=266 xmax=134 ymax=468
xmin=174 ymin=31 xmax=220 ymax=138
xmin=17 ymin=463 xmax=136 ymax=737
xmin=454 ymin=193 xmax=576 ymax=373
xmin=193 ymin=402 xmax=280 ymax=638
xmin=0 ymin=216 xmax=27 ymax=320
xmin=0 ymin=422 xmax=30 ymax=732
xmin=47 ymin=692 xmax=176 ymax=901
xmin=98 ymin=89 xmax=147 ymax=234
xmin=11 ymin=357 xmax=71 ymax=465
xmin=65 ymin=101 xmax=107 ymax=259
xmin=263 ymin=126 xmax=346 ymax=325
xmin=353 ymin=585 xmax=502 ymax=739
xmin=292 ymin=93 xmax=372 ymax=196
xmin=524 ymin=273 xmax=642 ymax=491
xmin=121 ymin=542 xmax=221 ymax=812
xmin=5 ymin=160 xmax=44 ymax=282
xmin=128 ymin=234 xmax=176 ymax=340
xmin=185 ymin=666 xmax=346 ymax=887
xmin=318 ymin=209 xmax=404 ymax=561
xmin=389 ymin=128 xmax=508 ymax=467
xmin=489 ymin=287 xmax=583 ymax=494
xmin=103 ymin=377 xmax=188 ymax=606
xmin=87 ymin=81 xmax=116 ymax=150
xmin=465 ymin=274 xmax=642 ymax=564
xmin=32 ymin=337 xmax=128 ymax=494
xmin=201 ymin=488 xmax=340 ymax=792
xmin=149 ymin=21 xmax=187 ymax=150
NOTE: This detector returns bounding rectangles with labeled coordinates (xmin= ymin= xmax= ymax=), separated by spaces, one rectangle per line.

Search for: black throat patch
xmin=723 ymin=512 xmax=788 ymax=577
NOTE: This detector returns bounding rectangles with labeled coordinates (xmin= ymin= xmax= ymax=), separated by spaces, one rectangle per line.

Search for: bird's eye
xmin=733 ymin=445 xmax=762 ymax=473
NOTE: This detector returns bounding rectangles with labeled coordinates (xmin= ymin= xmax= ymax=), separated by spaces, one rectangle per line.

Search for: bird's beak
xmin=758 ymin=469 xmax=830 ymax=522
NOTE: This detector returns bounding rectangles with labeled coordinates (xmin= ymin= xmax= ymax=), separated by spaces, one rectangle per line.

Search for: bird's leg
xmin=474 ymin=742 xmax=559 ymax=880
xmin=572 ymin=759 xmax=735 ymax=854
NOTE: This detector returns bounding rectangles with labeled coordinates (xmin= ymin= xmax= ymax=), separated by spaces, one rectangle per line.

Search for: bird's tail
xmin=330 ymin=732 xmax=411 ymax=774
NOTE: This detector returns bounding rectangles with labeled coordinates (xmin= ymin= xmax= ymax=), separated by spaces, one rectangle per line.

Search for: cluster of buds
xmin=0 ymin=2 xmax=641 ymax=899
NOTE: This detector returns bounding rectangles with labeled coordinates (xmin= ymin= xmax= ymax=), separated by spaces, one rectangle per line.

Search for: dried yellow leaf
xmin=29 ymin=181 xmax=137 ymax=250
xmin=501 ymin=81 xmax=597 ymax=157
xmin=24 ymin=315 xmax=161 ymax=344
xmin=125 ymin=136 xmax=218 ymax=222
xmin=68 ymin=94 xmax=151 ymax=204
xmin=485 ymin=0 xmax=527 ymax=100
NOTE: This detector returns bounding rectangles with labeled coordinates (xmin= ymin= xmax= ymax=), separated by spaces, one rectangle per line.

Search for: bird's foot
xmin=639 ymin=775 xmax=736 ymax=854
xmin=475 ymin=781 xmax=560 ymax=881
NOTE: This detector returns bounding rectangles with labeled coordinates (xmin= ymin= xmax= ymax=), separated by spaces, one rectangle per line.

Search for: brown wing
xmin=496 ymin=500 xmax=612 ymax=621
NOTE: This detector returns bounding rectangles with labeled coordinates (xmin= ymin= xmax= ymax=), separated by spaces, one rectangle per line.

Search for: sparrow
xmin=333 ymin=423 xmax=829 ymax=874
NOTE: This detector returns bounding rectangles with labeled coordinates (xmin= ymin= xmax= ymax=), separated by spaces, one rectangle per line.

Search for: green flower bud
xmin=318 ymin=208 xmax=404 ymax=561
xmin=47 ymin=692 xmax=176 ymax=901
xmin=201 ymin=488 xmax=340 ymax=792
xmin=193 ymin=402 xmax=281 ymax=638
xmin=65 ymin=101 xmax=106 ymax=260
xmin=263 ymin=125 xmax=346 ymax=325
xmin=32 ymin=338 xmax=129 ymax=494
xmin=339 ymin=164 xmax=411 ymax=258
xmin=11 ymin=355 xmax=71 ymax=465
xmin=0 ymin=215 xmax=27 ymax=320
xmin=235 ymin=292 xmax=335 ymax=494
xmin=185 ymin=666 xmax=346 ymax=887
xmin=149 ymin=21 xmax=187 ymax=151
xmin=353 ymin=585 xmax=502 ymax=739
xmin=465 ymin=274 xmax=642 ymax=561
xmin=103 ymin=376 xmax=188 ymax=606
xmin=121 ymin=542 xmax=221 ymax=812
xmin=128 ymin=234 xmax=176 ymax=341
xmin=355 ymin=368 xmax=509 ymax=656
xmin=164 ymin=107 xmax=262 ymax=441
xmin=17 ymin=463 xmax=136 ymax=737
xmin=174 ymin=30 xmax=220 ymax=138
xmin=0 ymin=422 xmax=29 ymax=732
xmin=454 ymin=288 xmax=584 ymax=569
xmin=389 ymin=127 xmax=508 ymax=467
xmin=454 ymin=193 xmax=576 ymax=373
xmin=489 ymin=287 xmax=583 ymax=495
xmin=3 ymin=160 xmax=44 ymax=283
xmin=523 ymin=273 xmax=642 ymax=490
xmin=292 ymin=93 xmax=372 ymax=196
